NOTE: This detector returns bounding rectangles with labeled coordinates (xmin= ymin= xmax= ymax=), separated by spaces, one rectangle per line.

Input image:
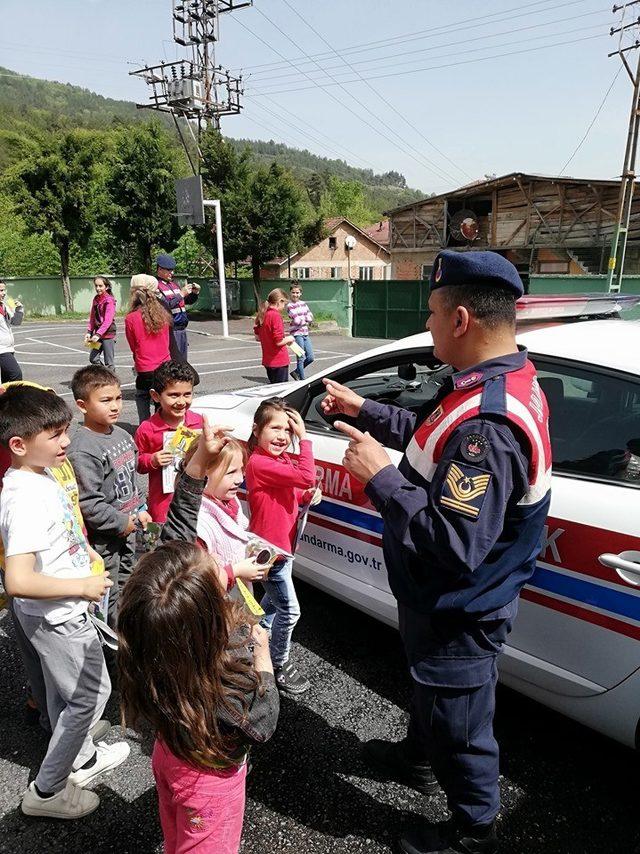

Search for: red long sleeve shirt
xmin=134 ymin=409 xmax=204 ymax=523
xmin=245 ymin=440 xmax=316 ymax=553
xmin=255 ymin=307 xmax=289 ymax=368
xmin=124 ymin=309 xmax=171 ymax=373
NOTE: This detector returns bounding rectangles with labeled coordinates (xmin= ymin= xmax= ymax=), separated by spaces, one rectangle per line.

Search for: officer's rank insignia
xmin=440 ymin=462 xmax=491 ymax=519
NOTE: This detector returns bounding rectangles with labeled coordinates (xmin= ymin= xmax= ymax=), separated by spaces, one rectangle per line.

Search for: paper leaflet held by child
xmin=162 ymin=425 xmax=201 ymax=494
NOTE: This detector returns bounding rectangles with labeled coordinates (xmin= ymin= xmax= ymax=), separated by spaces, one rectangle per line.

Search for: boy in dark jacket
xmin=67 ymin=365 xmax=151 ymax=626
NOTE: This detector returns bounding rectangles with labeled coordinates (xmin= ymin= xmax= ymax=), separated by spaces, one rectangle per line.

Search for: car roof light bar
xmin=516 ymin=293 xmax=640 ymax=321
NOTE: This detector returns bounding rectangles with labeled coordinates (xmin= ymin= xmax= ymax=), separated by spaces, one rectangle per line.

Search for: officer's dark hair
xmin=152 ymin=360 xmax=200 ymax=394
xmin=438 ymin=283 xmax=516 ymax=329
xmin=71 ymin=365 xmax=120 ymax=402
xmin=0 ymin=385 xmax=72 ymax=447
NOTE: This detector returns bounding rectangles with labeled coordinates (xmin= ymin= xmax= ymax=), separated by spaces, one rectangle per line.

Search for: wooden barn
xmin=386 ymin=173 xmax=640 ymax=288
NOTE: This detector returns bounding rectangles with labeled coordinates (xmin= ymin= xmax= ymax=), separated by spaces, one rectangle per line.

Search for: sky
xmin=1 ymin=0 xmax=636 ymax=194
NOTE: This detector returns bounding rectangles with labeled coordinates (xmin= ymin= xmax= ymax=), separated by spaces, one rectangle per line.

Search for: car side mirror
xmin=398 ymin=363 xmax=417 ymax=381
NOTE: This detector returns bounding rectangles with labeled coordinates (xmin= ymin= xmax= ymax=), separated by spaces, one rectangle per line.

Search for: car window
xmin=534 ymin=360 xmax=640 ymax=486
xmin=303 ymin=353 xmax=451 ymax=433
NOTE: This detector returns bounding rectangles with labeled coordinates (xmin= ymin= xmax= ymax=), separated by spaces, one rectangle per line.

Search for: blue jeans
xmin=260 ymin=557 xmax=300 ymax=668
xmin=293 ymin=334 xmax=314 ymax=379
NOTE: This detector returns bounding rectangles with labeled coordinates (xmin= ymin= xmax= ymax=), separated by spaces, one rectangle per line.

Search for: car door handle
xmin=598 ymin=553 xmax=640 ymax=587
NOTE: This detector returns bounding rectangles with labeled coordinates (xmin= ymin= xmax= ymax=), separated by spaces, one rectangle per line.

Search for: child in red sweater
xmin=135 ymin=360 xmax=203 ymax=524
xmin=253 ymin=288 xmax=294 ymax=385
xmin=84 ymin=276 xmax=117 ymax=370
xmin=244 ymin=398 xmax=317 ymax=695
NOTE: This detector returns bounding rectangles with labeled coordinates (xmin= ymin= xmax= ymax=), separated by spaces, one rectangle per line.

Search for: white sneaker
xmin=68 ymin=741 xmax=130 ymax=788
xmin=21 ymin=780 xmax=100 ymax=819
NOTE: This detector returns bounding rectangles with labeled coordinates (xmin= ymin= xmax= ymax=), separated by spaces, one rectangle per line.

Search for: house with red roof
xmin=260 ymin=216 xmax=390 ymax=281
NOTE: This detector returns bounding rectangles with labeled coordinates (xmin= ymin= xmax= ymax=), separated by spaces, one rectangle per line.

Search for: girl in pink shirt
xmin=244 ymin=398 xmax=317 ymax=695
xmin=124 ymin=275 xmax=171 ymax=423
xmin=85 ymin=276 xmax=117 ymax=369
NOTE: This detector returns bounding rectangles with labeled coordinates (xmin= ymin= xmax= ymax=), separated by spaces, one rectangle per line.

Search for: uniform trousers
xmin=398 ymin=602 xmax=515 ymax=828
xmin=15 ymin=608 xmax=111 ymax=794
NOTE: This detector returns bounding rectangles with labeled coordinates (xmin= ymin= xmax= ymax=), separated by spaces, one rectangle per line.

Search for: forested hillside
xmin=0 ymin=67 xmax=429 ymax=292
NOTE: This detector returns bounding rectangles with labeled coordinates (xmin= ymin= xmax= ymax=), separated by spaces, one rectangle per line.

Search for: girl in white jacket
xmin=0 ymin=279 xmax=23 ymax=382
xmin=196 ymin=438 xmax=266 ymax=591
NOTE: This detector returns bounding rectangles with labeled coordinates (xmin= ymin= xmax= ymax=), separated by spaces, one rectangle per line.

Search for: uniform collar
xmin=450 ymin=347 xmax=527 ymax=391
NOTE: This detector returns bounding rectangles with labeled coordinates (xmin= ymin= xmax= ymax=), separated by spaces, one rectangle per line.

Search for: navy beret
xmin=430 ymin=250 xmax=523 ymax=297
xmin=156 ymin=253 xmax=176 ymax=271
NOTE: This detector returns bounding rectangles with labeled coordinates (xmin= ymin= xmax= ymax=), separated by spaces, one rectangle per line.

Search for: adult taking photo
xmin=0 ymin=279 xmax=24 ymax=383
xmin=155 ymin=254 xmax=200 ymax=362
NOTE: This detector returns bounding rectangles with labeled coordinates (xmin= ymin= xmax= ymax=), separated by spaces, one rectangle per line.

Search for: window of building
xmin=328 ymin=236 xmax=337 ymax=250
xmin=421 ymin=264 xmax=433 ymax=280
xmin=330 ymin=266 xmax=342 ymax=279
xmin=293 ymin=267 xmax=310 ymax=279
xmin=359 ymin=266 xmax=374 ymax=280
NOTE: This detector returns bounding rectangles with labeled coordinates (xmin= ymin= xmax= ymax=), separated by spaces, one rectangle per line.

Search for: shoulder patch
xmin=460 ymin=432 xmax=489 ymax=463
xmin=440 ymin=462 xmax=491 ymax=520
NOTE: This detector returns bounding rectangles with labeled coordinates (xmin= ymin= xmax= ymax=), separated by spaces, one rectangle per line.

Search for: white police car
xmin=194 ymin=295 xmax=640 ymax=749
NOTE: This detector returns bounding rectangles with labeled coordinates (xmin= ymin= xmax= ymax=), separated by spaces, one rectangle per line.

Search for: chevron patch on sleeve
xmin=440 ymin=462 xmax=492 ymax=520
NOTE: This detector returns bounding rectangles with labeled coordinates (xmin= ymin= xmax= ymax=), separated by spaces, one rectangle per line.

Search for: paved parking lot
xmin=0 ymin=318 xmax=638 ymax=854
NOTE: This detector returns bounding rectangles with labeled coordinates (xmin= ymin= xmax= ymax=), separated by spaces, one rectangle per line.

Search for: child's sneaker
xmin=21 ymin=780 xmax=100 ymax=819
xmin=68 ymin=741 xmax=130 ymax=788
xmin=274 ymin=662 xmax=310 ymax=695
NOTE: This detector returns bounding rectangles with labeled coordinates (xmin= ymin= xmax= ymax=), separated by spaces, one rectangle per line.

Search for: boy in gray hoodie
xmin=67 ymin=365 xmax=151 ymax=626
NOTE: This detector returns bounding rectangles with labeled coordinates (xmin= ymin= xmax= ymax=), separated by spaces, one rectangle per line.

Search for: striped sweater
xmin=287 ymin=300 xmax=313 ymax=337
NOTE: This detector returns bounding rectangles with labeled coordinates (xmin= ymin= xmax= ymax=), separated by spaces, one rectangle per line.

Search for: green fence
xmin=2 ymin=275 xmax=351 ymax=328
xmin=240 ymin=279 xmax=350 ymax=328
xmin=352 ymin=275 xmax=640 ymax=339
xmin=353 ymin=279 xmax=430 ymax=338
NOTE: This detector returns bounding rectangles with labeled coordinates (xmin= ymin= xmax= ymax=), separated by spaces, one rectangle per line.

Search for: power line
xmin=247 ymin=7 xmax=609 ymax=85
xmin=247 ymin=32 xmax=606 ymax=97
xmin=558 ymin=65 xmax=623 ymax=175
xmin=246 ymin=6 xmax=461 ymax=185
xmin=244 ymin=96 xmax=380 ymax=169
xmin=233 ymin=0 xmax=598 ymax=74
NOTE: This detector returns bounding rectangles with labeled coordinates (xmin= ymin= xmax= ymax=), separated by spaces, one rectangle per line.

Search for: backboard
xmin=176 ymin=175 xmax=205 ymax=226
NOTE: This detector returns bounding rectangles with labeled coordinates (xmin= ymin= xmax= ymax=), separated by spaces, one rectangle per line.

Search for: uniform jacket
xmin=0 ymin=301 xmax=23 ymax=354
xmin=360 ymin=349 xmax=551 ymax=622
xmin=87 ymin=292 xmax=116 ymax=340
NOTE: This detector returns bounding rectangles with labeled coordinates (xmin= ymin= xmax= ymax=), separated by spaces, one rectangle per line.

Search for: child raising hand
xmin=245 ymin=399 xmax=317 ymax=695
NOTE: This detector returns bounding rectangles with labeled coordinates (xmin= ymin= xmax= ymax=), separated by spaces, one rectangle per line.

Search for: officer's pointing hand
xmin=335 ymin=421 xmax=392 ymax=485
xmin=321 ymin=379 xmax=365 ymax=418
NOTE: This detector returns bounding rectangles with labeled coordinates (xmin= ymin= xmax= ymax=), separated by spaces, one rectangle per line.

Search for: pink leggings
xmin=152 ymin=739 xmax=247 ymax=854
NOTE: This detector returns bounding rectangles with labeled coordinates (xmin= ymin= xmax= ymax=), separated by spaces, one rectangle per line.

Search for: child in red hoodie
xmin=85 ymin=276 xmax=117 ymax=370
xmin=135 ymin=360 xmax=203 ymax=524
xmin=244 ymin=398 xmax=317 ymax=695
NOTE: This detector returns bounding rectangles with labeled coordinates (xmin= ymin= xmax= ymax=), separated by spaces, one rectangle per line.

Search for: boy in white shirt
xmin=0 ymin=385 xmax=129 ymax=819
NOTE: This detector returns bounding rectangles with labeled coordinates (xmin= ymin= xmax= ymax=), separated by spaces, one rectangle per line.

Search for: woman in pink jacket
xmin=84 ymin=276 xmax=117 ymax=369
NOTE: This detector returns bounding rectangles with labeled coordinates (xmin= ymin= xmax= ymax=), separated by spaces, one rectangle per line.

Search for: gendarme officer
xmin=322 ymin=250 xmax=552 ymax=854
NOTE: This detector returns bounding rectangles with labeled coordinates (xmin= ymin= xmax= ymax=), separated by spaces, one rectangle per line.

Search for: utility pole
xmin=130 ymin=1 xmax=252 ymax=337
xmin=607 ymin=2 xmax=640 ymax=292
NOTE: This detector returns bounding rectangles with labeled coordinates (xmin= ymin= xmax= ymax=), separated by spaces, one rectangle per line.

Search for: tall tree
xmin=318 ymin=175 xmax=377 ymax=227
xmin=105 ymin=121 xmax=181 ymax=273
xmin=11 ymin=130 xmax=99 ymax=310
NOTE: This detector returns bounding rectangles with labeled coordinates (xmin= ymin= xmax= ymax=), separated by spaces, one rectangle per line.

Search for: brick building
xmin=261 ymin=217 xmax=390 ymax=281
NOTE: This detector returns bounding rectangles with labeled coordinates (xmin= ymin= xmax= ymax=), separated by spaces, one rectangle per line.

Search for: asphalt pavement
xmin=0 ymin=318 xmax=638 ymax=854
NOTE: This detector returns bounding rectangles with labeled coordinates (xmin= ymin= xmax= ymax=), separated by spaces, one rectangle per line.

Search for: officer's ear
xmin=453 ymin=306 xmax=470 ymax=337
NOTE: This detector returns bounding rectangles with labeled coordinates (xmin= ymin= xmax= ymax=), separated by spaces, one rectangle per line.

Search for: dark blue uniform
xmin=358 ymin=347 xmax=551 ymax=828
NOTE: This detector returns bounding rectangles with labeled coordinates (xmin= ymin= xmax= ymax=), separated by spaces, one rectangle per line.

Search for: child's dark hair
xmin=71 ymin=365 xmax=120 ymax=402
xmin=94 ymin=275 xmax=113 ymax=295
xmin=152 ymin=360 xmax=200 ymax=393
xmin=0 ymin=386 xmax=72 ymax=447
xmin=247 ymin=397 xmax=295 ymax=455
xmin=118 ymin=541 xmax=261 ymax=767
